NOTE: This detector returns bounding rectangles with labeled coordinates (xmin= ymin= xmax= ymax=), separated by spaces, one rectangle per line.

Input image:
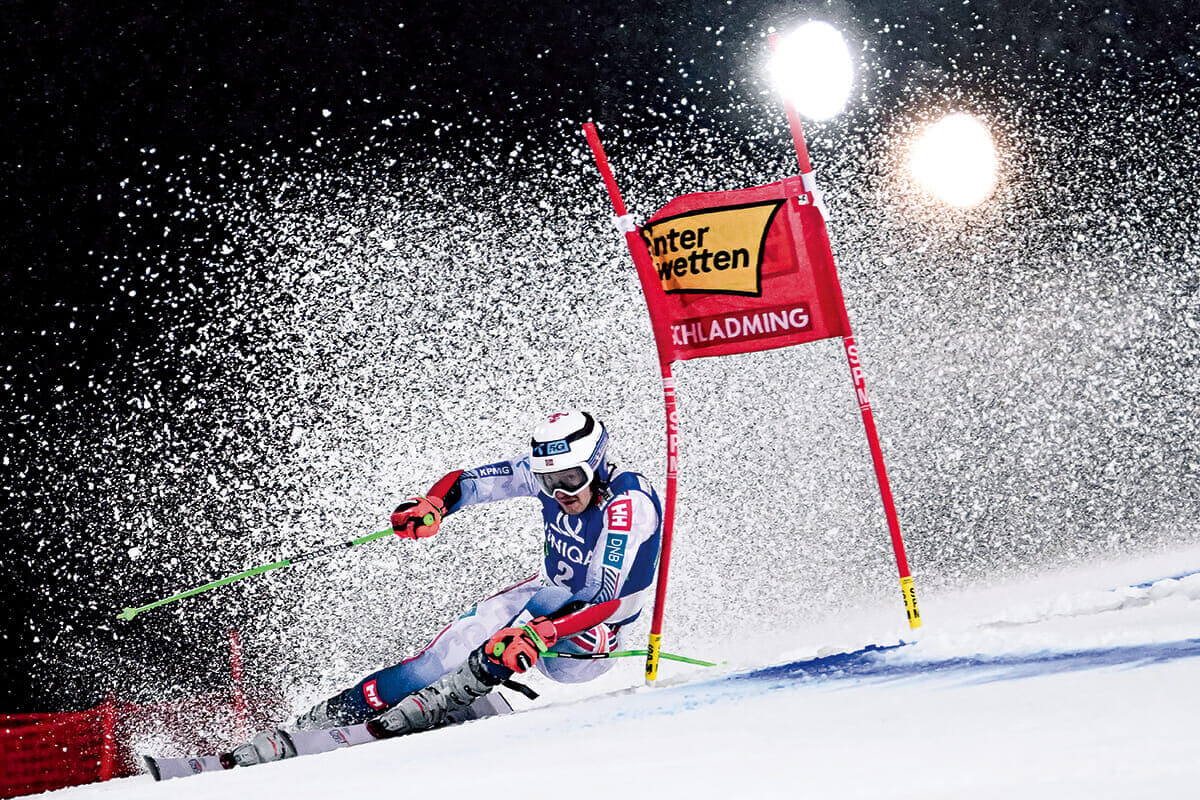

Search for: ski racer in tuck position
xmin=234 ymin=410 xmax=662 ymax=764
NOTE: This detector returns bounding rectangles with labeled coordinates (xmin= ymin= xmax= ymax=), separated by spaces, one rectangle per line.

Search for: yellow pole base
xmin=645 ymin=633 xmax=663 ymax=682
xmin=901 ymin=575 xmax=922 ymax=629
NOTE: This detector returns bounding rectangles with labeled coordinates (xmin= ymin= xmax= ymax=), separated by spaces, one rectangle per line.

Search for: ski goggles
xmin=533 ymin=465 xmax=593 ymax=497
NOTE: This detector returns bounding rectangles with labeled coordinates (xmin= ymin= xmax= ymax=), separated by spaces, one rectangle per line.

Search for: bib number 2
xmin=552 ymin=562 xmax=575 ymax=588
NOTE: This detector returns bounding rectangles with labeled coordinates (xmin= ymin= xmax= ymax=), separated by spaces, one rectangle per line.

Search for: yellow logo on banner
xmin=641 ymin=201 xmax=784 ymax=296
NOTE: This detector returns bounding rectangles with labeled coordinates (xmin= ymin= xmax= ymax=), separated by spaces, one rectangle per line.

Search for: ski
xmin=142 ymin=693 xmax=512 ymax=781
xmin=143 ymin=722 xmax=380 ymax=781
xmin=142 ymin=753 xmax=228 ymax=781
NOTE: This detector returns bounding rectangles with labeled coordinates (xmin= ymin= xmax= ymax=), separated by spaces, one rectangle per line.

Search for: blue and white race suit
xmin=340 ymin=454 xmax=661 ymax=718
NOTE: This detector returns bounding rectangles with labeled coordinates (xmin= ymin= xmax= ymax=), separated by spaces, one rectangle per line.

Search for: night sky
xmin=3 ymin=1 xmax=1197 ymax=714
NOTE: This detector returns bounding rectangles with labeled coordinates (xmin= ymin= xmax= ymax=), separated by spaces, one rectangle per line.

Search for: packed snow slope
xmin=56 ymin=546 xmax=1200 ymax=799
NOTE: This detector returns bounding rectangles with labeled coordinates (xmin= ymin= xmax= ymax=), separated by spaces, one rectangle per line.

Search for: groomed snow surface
xmin=58 ymin=547 xmax=1200 ymax=799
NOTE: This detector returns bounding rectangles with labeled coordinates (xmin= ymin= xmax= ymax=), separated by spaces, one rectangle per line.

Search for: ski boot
xmin=226 ymin=727 xmax=298 ymax=766
xmin=366 ymin=648 xmax=505 ymax=738
xmin=295 ymin=694 xmax=363 ymax=730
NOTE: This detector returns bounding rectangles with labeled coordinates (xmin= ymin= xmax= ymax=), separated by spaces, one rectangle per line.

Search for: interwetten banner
xmin=584 ymin=96 xmax=922 ymax=683
xmin=636 ymin=177 xmax=848 ymax=363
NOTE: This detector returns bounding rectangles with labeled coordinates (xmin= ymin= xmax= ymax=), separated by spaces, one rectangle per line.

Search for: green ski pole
xmin=116 ymin=526 xmax=396 ymax=622
xmin=543 ymin=650 xmax=718 ymax=667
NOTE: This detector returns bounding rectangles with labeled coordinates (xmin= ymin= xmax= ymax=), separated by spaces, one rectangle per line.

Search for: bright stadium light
xmin=769 ymin=21 xmax=854 ymax=121
xmin=909 ymin=113 xmax=998 ymax=207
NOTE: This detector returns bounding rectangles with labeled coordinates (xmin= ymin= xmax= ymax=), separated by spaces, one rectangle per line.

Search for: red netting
xmin=0 ymin=707 xmax=117 ymax=799
xmin=0 ymin=691 xmax=285 ymax=799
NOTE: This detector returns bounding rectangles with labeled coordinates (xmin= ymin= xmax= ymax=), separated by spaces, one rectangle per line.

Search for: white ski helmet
xmin=529 ymin=410 xmax=610 ymax=496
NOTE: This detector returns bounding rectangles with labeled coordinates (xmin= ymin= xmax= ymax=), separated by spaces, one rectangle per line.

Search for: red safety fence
xmin=0 ymin=689 xmax=285 ymax=799
xmin=0 ymin=631 xmax=283 ymax=798
xmin=0 ymin=703 xmax=121 ymax=798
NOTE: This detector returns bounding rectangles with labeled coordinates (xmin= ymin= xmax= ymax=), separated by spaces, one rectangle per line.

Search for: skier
xmin=233 ymin=409 xmax=662 ymax=764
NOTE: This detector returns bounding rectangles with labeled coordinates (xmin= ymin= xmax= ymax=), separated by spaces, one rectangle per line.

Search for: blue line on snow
xmin=1127 ymin=570 xmax=1200 ymax=589
xmin=727 ymin=639 xmax=1200 ymax=688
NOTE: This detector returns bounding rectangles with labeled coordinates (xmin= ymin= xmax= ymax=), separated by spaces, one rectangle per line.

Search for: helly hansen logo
xmin=605 ymin=533 xmax=628 ymax=567
xmin=363 ymin=679 xmax=386 ymax=709
xmin=607 ymin=498 xmax=633 ymax=531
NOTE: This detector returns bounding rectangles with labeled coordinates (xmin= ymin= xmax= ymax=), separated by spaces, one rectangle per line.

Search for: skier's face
xmin=554 ymin=485 xmax=593 ymax=515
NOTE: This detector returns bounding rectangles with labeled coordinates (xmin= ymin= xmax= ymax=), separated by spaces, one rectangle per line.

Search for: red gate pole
xmin=582 ymin=122 xmax=681 ymax=681
xmin=770 ymin=36 xmax=921 ymax=628
xmin=649 ymin=373 xmax=680 ymax=681
xmin=229 ymin=629 xmax=249 ymax=740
